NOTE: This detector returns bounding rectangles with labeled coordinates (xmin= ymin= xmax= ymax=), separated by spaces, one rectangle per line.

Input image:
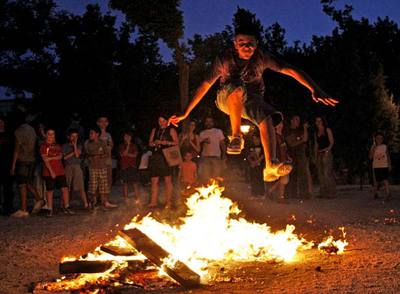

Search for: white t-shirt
xmin=199 ymin=128 xmax=225 ymax=157
xmin=372 ymin=144 xmax=389 ymax=168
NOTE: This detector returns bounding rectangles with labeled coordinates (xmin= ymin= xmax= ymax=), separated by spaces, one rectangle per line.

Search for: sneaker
xmin=104 ymin=202 xmax=118 ymax=209
xmin=11 ymin=210 xmax=29 ymax=218
xmin=263 ymin=160 xmax=293 ymax=182
xmin=32 ymin=199 xmax=45 ymax=214
xmin=227 ymin=136 xmax=244 ymax=155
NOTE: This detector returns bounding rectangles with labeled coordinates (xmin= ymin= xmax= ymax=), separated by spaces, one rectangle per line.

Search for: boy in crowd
xmin=63 ymin=129 xmax=88 ymax=209
xmin=11 ymin=115 xmax=44 ymax=217
xmin=40 ymin=128 xmax=74 ymax=216
xmin=85 ymin=126 xmax=117 ymax=209
xmin=179 ymin=150 xmax=198 ymax=188
xmin=119 ymin=131 xmax=141 ymax=203
xmin=97 ymin=116 xmax=114 ymax=187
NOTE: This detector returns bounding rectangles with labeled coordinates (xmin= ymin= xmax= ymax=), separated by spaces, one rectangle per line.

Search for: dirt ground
xmin=0 ymin=182 xmax=399 ymax=294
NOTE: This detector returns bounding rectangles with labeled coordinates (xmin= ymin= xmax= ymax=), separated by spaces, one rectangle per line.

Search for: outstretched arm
xmin=280 ymin=65 xmax=338 ymax=107
xmin=169 ymin=81 xmax=215 ymax=126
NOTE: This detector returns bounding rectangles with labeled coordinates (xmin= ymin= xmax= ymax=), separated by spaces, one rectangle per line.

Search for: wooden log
xmin=100 ymin=245 xmax=137 ymax=256
xmin=118 ymin=228 xmax=201 ymax=287
xmin=59 ymin=260 xmax=113 ymax=274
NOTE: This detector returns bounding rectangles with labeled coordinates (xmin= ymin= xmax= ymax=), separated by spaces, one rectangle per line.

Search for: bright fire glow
xmin=318 ymin=227 xmax=348 ymax=254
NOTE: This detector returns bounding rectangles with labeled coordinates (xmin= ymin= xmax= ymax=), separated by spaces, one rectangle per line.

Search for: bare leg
xmin=164 ymin=176 xmax=173 ymax=207
xmin=27 ymin=184 xmax=41 ymax=201
xmin=149 ymin=177 xmax=159 ymax=206
xmin=61 ymin=187 xmax=70 ymax=208
xmin=259 ymin=117 xmax=276 ymax=166
xmin=46 ymin=191 xmax=54 ymax=211
xmin=133 ymin=183 xmax=141 ymax=200
xmin=80 ymin=189 xmax=88 ymax=208
xmin=383 ymin=180 xmax=390 ymax=198
xmin=19 ymin=185 xmax=28 ymax=212
xmin=227 ymin=88 xmax=244 ymax=137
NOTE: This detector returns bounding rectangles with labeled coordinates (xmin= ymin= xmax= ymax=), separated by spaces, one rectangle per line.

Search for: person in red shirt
xmin=40 ymin=128 xmax=74 ymax=216
xmin=119 ymin=131 xmax=140 ymax=203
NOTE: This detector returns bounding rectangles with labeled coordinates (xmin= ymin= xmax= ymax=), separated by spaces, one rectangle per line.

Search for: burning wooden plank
xmin=100 ymin=244 xmax=137 ymax=256
xmin=59 ymin=260 xmax=113 ymax=274
xmin=118 ymin=228 xmax=201 ymax=287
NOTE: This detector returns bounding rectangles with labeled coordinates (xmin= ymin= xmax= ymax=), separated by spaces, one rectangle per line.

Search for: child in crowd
xmin=369 ymin=132 xmax=392 ymax=200
xmin=247 ymin=133 xmax=265 ymax=198
xmin=97 ymin=116 xmax=114 ymax=187
xmin=63 ymin=128 xmax=88 ymax=209
xmin=119 ymin=131 xmax=141 ymax=203
xmin=85 ymin=126 xmax=117 ymax=209
xmin=178 ymin=150 xmax=198 ymax=202
xmin=40 ymin=128 xmax=74 ymax=216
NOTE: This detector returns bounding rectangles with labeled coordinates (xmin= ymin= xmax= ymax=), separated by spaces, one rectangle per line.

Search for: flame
xmin=318 ymin=227 xmax=348 ymax=254
xmin=39 ymin=183 xmax=349 ymax=291
xmin=124 ymin=184 xmax=313 ymax=280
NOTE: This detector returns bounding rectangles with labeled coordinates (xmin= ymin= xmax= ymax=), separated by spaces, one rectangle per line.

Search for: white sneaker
xmin=32 ymin=199 xmax=45 ymax=214
xmin=11 ymin=210 xmax=29 ymax=218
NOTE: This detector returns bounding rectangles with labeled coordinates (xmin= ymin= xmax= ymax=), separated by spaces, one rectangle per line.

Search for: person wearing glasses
xmin=169 ymin=22 xmax=338 ymax=182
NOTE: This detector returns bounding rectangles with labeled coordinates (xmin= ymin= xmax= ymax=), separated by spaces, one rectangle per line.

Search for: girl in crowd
xmin=314 ymin=116 xmax=336 ymax=198
xmin=179 ymin=119 xmax=200 ymax=158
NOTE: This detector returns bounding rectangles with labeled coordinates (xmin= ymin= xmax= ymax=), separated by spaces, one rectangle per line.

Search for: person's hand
xmin=303 ymin=122 xmax=309 ymax=129
xmin=203 ymin=137 xmax=211 ymax=144
xmin=168 ymin=114 xmax=186 ymax=127
xmin=154 ymin=140 xmax=162 ymax=145
xmin=50 ymin=171 xmax=56 ymax=179
xmin=312 ymin=89 xmax=338 ymax=107
xmin=10 ymin=166 xmax=15 ymax=176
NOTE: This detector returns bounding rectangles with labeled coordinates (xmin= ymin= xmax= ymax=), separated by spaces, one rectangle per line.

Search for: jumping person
xmin=169 ymin=24 xmax=338 ymax=181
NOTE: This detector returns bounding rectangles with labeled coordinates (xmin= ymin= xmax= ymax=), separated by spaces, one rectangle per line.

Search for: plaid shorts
xmin=88 ymin=168 xmax=110 ymax=195
xmin=216 ymin=83 xmax=283 ymax=126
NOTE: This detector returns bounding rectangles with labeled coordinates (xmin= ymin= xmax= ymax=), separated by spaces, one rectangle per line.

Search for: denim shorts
xmin=216 ymin=83 xmax=283 ymax=126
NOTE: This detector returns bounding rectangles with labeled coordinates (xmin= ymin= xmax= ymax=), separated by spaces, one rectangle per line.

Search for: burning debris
xmin=33 ymin=183 xmax=348 ymax=293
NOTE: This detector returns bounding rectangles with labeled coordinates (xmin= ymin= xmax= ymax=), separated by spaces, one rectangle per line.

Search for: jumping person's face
xmin=290 ymin=116 xmax=300 ymax=129
xmin=158 ymin=117 xmax=168 ymax=129
xmin=234 ymin=34 xmax=257 ymax=60
xmin=204 ymin=118 xmax=214 ymax=129
xmin=46 ymin=130 xmax=56 ymax=144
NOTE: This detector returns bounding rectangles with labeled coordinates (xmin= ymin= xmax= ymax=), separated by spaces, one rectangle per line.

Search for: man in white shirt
xmin=199 ymin=117 xmax=226 ymax=182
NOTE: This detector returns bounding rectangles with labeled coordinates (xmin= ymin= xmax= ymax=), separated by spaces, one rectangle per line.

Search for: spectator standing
xmin=10 ymin=116 xmax=43 ymax=217
xmin=314 ymin=116 xmax=336 ymax=198
xmin=40 ymin=128 xmax=74 ymax=217
xmin=119 ymin=131 xmax=141 ymax=203
xmin=198 ymin=116 xmax=226 ymax=182
xmin=179 ymin=150 xmax=198 ymax=188
xmin=148 ymin=115 xmax=179 ymax=208
xmin=97 ymin=116 xmax=114 ymax=188
xmin=179 ymin=119 xmax=200 ymax=158
xmin=62 ymin=129 xmax=88 ymax=209
xmin=85 ymin=126 xmax=118 ymax=209
xmin=369 ymin=132 xmax=392 ymax=200
xmin=268 ymin=121 xmax=290 ymax=203
xmin=285 ymin=115 xmax=312 ymax=198
xmin=67 ymin=113 xmax=85 ymax=145
xmin=246 ymin=133 xmax=265 ymax=198
xmin=0 ymin=117 xmax=14 ymax=215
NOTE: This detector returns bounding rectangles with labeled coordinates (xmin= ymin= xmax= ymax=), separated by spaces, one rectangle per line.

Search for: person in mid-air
xmin=169 ymin=23 xmax=338 ymax=181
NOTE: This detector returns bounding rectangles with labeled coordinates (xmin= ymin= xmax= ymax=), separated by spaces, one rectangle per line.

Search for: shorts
xmin=65 ymin=164 xmax=85 ymax=191
xmin=120 ymin=167 xmax=139 ymax=183
xmin=44 ymin=175 xmax=68 ymax=191
xmin=88 ymin=168 xmax=110 ymax=195
xmin=373 ymin=168 xmax=389 ymax=182
xmin=16 ymin=161 xmax=35 ymax=186
xmin=148 ymin=152 xmax=172 ymax=178
xmin=216 ymin=83 xmax=283 ymax=126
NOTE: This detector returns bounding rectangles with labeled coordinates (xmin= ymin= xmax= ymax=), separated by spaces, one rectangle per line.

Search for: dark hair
xmin=315 ymin=116 xmax=328 ymax=128
xmin=374 ymin=131 xmax=384 ymax=138
xmin=89 ymin=125 xmax=101 ymax=134
xmin=67 ymin=128 xmax=79 ymax=136
xmin=235 ymin=25 xmax=259 ymax=39
xmin=44 ymin=126 xmax=55 ymax=133
xmin=121 ymin=130 xmax=133 ymax=142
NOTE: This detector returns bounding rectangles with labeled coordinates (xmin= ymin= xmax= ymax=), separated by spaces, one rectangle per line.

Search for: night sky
xmin=55 ymin=0 xmax=400 ymax=59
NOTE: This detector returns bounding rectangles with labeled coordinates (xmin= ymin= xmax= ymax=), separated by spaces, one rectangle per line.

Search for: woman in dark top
xmin=148 ymin=115 xmax=179 ymax=208
xmin=314 ymin=116 xmax=336 ymax=198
